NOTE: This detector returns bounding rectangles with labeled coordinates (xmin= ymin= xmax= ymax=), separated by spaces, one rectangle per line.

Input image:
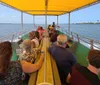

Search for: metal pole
xmin=68 ymin=13 xmax=70 ymax=35
xmin=33 ymin=15 xmax=35 ymax=29
xmin=45 ymin=0 xmax=48 ymax=29
xmin=77 ymin=34 xmax=80 ymax=42
xmin=21 ymin=12 xmax=23 ymax=30
xmin=71 ymin=32 xmax=73 ymax=40
xmin=45 ymin=6 xmax=47 ymax=29
xmin=57 ymin=15 xmax=58 ymax=30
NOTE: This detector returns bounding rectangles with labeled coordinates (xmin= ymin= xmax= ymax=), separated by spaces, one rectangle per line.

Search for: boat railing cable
xmin=70 ymin=32 xmax=100 ymax=50
xmin=0 ymin=33 xmax=15 ymax=42
xmin=58 ymin=28 xmax=100 ymax=50
xmin=0 ymin=28 xmax=33 ymax=42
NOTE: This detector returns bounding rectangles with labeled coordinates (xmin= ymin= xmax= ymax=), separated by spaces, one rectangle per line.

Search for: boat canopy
xmin=0 ymin=0 xmax=99 ymax=15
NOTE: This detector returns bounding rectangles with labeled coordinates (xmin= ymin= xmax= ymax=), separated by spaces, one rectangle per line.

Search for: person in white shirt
xmin=29 ymin=31 xmax=39 ymax=48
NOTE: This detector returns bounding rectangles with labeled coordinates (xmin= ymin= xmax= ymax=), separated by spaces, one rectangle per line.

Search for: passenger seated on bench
xmin=52 ymin=22 xmax=56 ymax=30
xmin=50 ymin=30 xmax=58 ymax=43
xmin=29 ymin=31 xmax=39 ymax=48
xmin=20 ymin=39 xmax=37 ymax=62
xmin=48 ymin=25 xmax=51 ymax=31
xmin=37 ymin=26 xmax=45 ymax=42
xmin=35 ymin=30 xmax=39 ymax=39
xmin=66 ymin=39 xmax=73 ymax=48
xmin=0 ymin=41 xmax=44 ymax=85
xmin=48 ymin=34 xmax=76 ymax=85
xmin=67 ymin=50 xmax=100 ymax=85
xmin=48 ymin=26 xmax=54 ymax=37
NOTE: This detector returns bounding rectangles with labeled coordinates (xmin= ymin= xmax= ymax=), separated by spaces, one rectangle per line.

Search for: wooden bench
xmin=28 ymin=40 xmax=43 ymax=85
xmin=28 ymin=32 xmax=61 ymax=85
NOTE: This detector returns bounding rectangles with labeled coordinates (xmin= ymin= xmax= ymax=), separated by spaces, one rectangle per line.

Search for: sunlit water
xmin=0 ymin=23 xmax=100 ymax=41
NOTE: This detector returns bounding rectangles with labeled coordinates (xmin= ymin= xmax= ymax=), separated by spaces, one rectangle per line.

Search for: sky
xmin=0 ymin=3 xmax=100 ymax=24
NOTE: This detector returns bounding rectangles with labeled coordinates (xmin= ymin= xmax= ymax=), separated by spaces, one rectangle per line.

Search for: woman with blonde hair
xmin=20 ymin=39 xmax=35 ymax=53
xmin=0 ymin=41 xmax=44 ymax=85
xmin=20 ymin=39 xmax=39 ymax=62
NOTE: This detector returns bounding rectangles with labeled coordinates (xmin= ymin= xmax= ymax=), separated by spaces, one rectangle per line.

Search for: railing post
xmin=61 ymin=29 xmax=64 ymax=33
xmin=11 ymin=34 xmax=14 ymax=42
xmin=90 ymin=40 xmax=93 ymax=49
xmin=71 ymin=32 xmax=73 ymax=40
xmin=77 ymin=34 xmax=80 ymax=42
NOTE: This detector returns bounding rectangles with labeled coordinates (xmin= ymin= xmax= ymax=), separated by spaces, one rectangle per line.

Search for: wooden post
xmin=11 ymin=34 xmax=14 ymax=42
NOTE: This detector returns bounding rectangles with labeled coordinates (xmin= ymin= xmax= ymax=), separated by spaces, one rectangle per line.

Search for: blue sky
xmin=0 ymin=3 xmax=100 ymax=24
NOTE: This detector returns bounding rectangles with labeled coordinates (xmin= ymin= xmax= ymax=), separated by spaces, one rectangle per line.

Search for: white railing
xmin=0 ymin=29 xmax=33 ymax=42
xmin=58 ymin=28 xmax=100 ymax=50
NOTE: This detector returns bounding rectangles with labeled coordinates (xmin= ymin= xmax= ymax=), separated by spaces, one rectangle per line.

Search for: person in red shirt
xmin=67 ymin=50 xmax=100 ymax=85
xmin=37 ymin=26 xmax=45 ymax=41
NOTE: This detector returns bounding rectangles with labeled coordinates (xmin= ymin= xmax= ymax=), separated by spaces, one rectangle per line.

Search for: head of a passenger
xmin=20 ymin=39 xmax=35 ymax=53
xmin=48 ymin=25 xmax=51 ymax=29
xmin=29 ymin=31 xmax=36 ymax=40
xmin=57 ymin=34 xmax=67 ymax=47
xmin=0 ymin=41 xmax=12 ymax=77
xmin=53 ymin=22 xmax=55 ymax=25
xmin=87 ymin=50 xmax=100 ymax=69
xmin=53 ymin=30 xmax=58 ymax=34
xmin=40 ymin=27 xmax=43 ymax=30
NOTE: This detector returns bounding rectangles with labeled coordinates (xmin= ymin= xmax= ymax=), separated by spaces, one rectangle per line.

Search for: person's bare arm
xmin=66 ymin=73 xmax=71 ymax=83
xmin=20 ymin=52 xmax=44 ymax=73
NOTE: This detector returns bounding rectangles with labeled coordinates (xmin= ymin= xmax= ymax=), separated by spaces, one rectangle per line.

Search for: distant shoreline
xmin=72 ymin=23 xmax=100 ymax=24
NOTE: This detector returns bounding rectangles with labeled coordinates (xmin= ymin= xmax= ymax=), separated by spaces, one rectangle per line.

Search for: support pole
xmin=68 ymin=13 xmax=70 ymax=35
xmin=45 ymin=5 xmax=47 ymax=29
xmin=33 ymin=15 xmax=35 ymax=29
xmin=57 ymin=15 xmax=58 ymax=30
xmin=21 ymin=12 xmax=23 ymax=30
